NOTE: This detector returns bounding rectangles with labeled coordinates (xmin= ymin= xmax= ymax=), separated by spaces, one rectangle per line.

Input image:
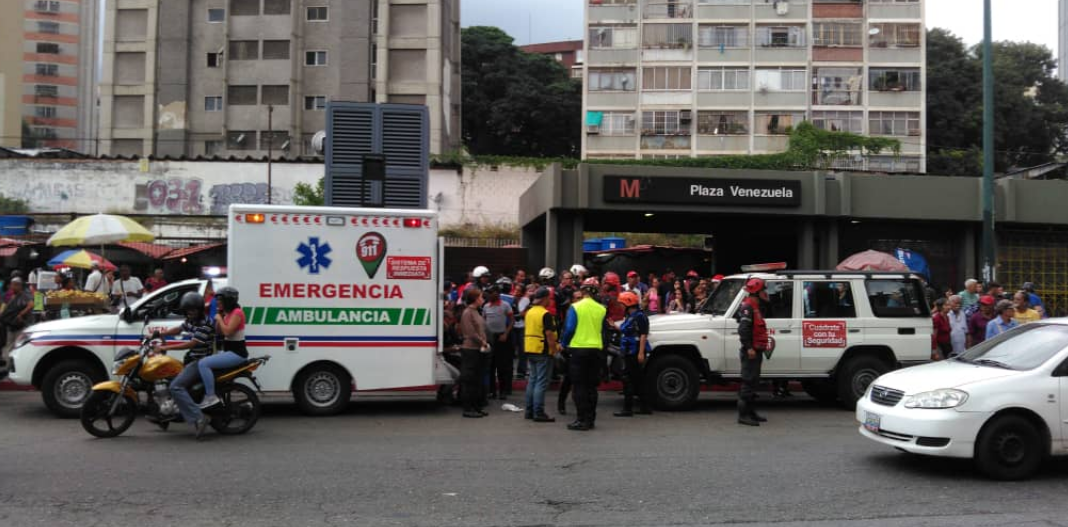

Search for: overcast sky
xmin=462 ymin=0 xmax=1059 ymax=57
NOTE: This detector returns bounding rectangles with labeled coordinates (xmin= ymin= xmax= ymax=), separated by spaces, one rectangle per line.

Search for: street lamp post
xmin=267 ymin=104 xmax=274 ymax=205
xmin=981 ymin=0 xmax=996 ymax=282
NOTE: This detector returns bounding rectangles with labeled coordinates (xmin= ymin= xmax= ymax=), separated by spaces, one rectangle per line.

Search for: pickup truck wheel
xmin=836 ymin=356 xmax=890 ymax=410
xmin=801 ymin=380 xmax=838 ymax=405
xmin=975 ymin=415 xmax=1044 ymax=481
xmin=294 ymin=364 xmax=351 ymax=416
xmin=42 ymin=359 xmax=106 ymax=418
xmin=645 ymin=355 xmax=700 ymax=411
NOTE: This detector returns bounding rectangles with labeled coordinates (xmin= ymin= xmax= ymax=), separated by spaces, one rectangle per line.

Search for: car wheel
xmin=836 ymin=356 xmax=890 ymax=410
xmin=975 ymin=415 xmax=1044 ymax=481
xmin=41 ymin=359 xmax=106 ymax=418
xmin=644 ymin=355 xmax=700 ymax=411
xmin=293 ymin=364 xmax=351 ymax=416
xmin=801 ymin=380 xmax=838 ymax=405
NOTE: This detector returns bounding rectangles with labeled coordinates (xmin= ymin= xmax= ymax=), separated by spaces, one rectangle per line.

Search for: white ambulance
xmin=8 ymin=204 xmax=453 ymax=417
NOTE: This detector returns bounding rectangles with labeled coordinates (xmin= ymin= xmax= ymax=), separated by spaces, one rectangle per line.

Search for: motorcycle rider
xmin=737 ymin=278 xmax=770 ymax=427
xmin=614 ymin=291 xmax=652 ymax=417
xmin=197 ymin=287 xmax=249 ymax=409
xmin=157 ymin=292 xmax=216 ymax=439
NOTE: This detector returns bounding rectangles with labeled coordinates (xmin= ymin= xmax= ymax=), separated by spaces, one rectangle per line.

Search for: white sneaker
xmin=198 ymin=395 xmax=221 ymax=409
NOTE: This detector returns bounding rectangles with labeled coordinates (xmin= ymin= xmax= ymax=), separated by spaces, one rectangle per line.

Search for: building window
xmin=813 ymin=67 xmax=862 ymax=106
xmin=207 ymin=8 xmax=226 ymax=22
xmin=306 ymin=6 xmax=328 ymax=21
xmin=36 ymin=43 xmax=60 ymax=54
xmin=697 ymin=0 xmax=750 ymax=4
xmin=35 ymin=106 xmax=57 ymax=119
xmin=812 ymin=22 xmax=862 ymax=47
xmin=262 ymin=40 xmax=290 ymax=60
xmin=588 ymin=25 xmax=638 ymax=49
xmin=204 ymin=96 xmax=223 ymax=112
xmin=35 ymin=85 xmax=58 ymax=98
xmin=754 ymin=67 xmax=806 ymax=91
xmin=227 ymin=131 xmax=255 ymax=150
xmin=592 ymin=0 xmax=637 ymax=4
xmin=869 ymin=23 xmax=921 ymax=49
xmin=642 ymin=67 xmax=692 ymax=90
xmin=697 ymin=111 xmax=748 ymax=135
xmin=260 ymin=131 xmax=289 ymax=150
xmin=37 ymin=21 xmax=60 ymax=34
xmin=261 ymin=85 xmax=290 ymax=105
xmin=697 ymin=67 xmax=749 ymax=90
xmin=869 ymin=68 xmax=921 ymax=92
xmin=263 ymin=0 xmax=291 ymax=15
xmin=698 ymin=25 xmax=749 ymax=49
xmin=305 ymin=50 xmax=328 ymax=66
xmin=34 ymin=1 xmax=62 ymax=13
xmin=589 ymin=69 xmax=636 ymax=91
xmin=755 ymin=111 xmax=805 ymax=135
xmin=811 ymin=111 xmax=863 ymax=133
xmin=230 ymin=0 xmax=259 ymax=16
xmin=304 ymin=96 xmax=327 ymax=110
xmin=641 ymin=111 xmax=690 ymax=135
xmin=642 ymin=23 xmax=692 ymax=49
xmin=204 ymin=140 xmax=223 ymax=156
xmin=227 ymin=85 xmax=258 ymax=105
xmin=594 ymin=112 xmax=637 ymax=136
xmin=35 ymin=63 xmax=59 ymax=77
xmin=869 ymin=111 xmax=921 ymax=136
xmin=755 ymin=25 xmax=806 ymax=48
xmin=207 ymin=52 xmax=222 ymax=68
xmin=228 ymin=40 xmax=259 ymax=60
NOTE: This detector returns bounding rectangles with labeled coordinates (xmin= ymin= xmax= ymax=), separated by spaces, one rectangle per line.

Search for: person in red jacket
xmin=737 ymin=278 xmax=770 ymax=426
xmin=931 ymin=298 xmax=951 ymax=360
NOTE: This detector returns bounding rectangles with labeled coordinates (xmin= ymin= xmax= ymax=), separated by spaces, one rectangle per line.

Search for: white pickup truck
xmin=644 ymin=271 xmax=933 ymax=410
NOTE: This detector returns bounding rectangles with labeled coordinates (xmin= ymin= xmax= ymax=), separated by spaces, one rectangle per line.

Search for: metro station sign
xmin=604 ymin=176 xmax=802 ymax=207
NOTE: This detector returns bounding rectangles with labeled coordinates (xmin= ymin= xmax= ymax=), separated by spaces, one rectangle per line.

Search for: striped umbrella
xmin=47 ymin=213 xmax=155 ymax=247
xmin=47 ymin=249 xmax=118 ymax=271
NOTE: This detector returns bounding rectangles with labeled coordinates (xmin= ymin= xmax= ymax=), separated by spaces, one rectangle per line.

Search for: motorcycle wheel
xmin=209 ymin=383 xmax=261 ymax=435
xmin=80 ymin=391 xmax=137 ymax=438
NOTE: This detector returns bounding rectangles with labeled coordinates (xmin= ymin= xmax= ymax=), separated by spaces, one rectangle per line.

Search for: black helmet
xmin=179 ymin=292 xmax=205 ymax=314
xmin=216 ymin=286 xmax=239 ymax=304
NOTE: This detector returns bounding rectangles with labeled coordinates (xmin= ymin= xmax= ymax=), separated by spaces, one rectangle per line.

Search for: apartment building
xmin=520 ymin=40 xmax=586 ymax=80
xmin=1060 ymin=0 xmax=1068 ymax=83
xmin=582 ymin=0 xmax=925 ymax=172
xmin=98 ymin=0 xmax=461 ymax=158
xmin=0 ymin=0 xmax=99 ymax=151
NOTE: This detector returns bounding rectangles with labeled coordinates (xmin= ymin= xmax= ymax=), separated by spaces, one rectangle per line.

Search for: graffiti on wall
xmin=134 ymin=178 xmax=206 ymax=214
xmin=209 ymin=183 xmax=270 ymax=215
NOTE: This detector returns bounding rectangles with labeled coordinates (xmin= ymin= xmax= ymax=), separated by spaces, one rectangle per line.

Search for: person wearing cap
xmin=614 ymin=291 xmax=652 ymax=417
xmin=483 ymin=284 xmax=515 ymax=400
xmin=523 ymin=286 xmax=559 ymax=422
xmin=84 ymin=261 xmax=109 ymax=295
xmin=622 ymin=271 xmax=648 ymax=297
xmin=986 ymin=300 xmax=1019 ymax=340
xmin=561 ymin=278 xmax=608 ymax=431
xmin=711 ymin=274 xmax=725 ymax=292
xmin=958 ymin=279 xmax=980 ymax=311
xmin=0 ymin=277 xmax=33 ymax=370
xmin=1021 ymin=282 xmax=1047 ymax=318
xmin=737 ymin=278 xmax=770 ymax=426
xmin=967 ymin=295 xmax=997 ymax=347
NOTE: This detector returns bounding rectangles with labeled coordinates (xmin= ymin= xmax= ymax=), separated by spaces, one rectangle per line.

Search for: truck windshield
xmin=705 ymin=279 xmax=744 ymax=316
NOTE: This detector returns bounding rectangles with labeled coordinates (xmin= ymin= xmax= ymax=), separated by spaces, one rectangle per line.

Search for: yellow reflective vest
xmin=569 ymin=297 xmax=606 ymax=349
xmin=524 ymin=304 xmax=554 ymax=354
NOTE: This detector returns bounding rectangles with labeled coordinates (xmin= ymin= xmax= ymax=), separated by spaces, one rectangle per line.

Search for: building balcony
xmin=640 ymin=134 xmax=691 ymax=150
xmin=588 ymin=48 xmax=640 ymax=66
xmin=588 ymin=2 xmax=640 ymax=23
xmin=812 ymin=89 xmax=862 ymax=106
xmin=587 ymin=91 xmax=639 ymax=107
xmin=697 ymin=91 xmax=751 ymax=107
xmin=754 ymin=90 xmax=807 ymax=107
xmin=695 ymin=134 xmax=749 ymax=152
xmin=641 ymin=91 xmax=693 ymax=106
xmin=868 ymin=2 xmax=922 ymax=20
xmin=812 ymin=2 xmax=862 ymax=19
xmin=754 ymin=46 xmax=807 ymax=63
xmin=868 ymin=89 xmax=922 ymax=108
xmin=811 ymin=47 xmax=863 ymax=62
xmin=642 ymin=47 xmax=694 ymax=62
xmin=696 ymin=4 xmax=750 ymax=20
xmin=587 ymin=134 xmax=637 ymax=151
xmin=753 ymin=1 xmax=808 ymax=20
xmin=868 ymin=46 xmax=922 ymax=65
xmin=697 ymin=48 xmax=751 ymax=63
xmin=643 ymin=2 xmax=693 ymax=20
xmin=753 ymin=135 xmax=790 ymax=153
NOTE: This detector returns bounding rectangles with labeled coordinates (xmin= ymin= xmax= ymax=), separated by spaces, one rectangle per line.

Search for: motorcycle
xmin=79 ymin=327 xmax=270 ymax=438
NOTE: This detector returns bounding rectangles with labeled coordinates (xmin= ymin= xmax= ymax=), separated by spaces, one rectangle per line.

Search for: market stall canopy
xmin=47 ymin=213 xmax=155 ymax=247
xmin=836 ymin=250 xmax=910 ymax=273
xmin=48 ymin=249 xmax=117 ymax=271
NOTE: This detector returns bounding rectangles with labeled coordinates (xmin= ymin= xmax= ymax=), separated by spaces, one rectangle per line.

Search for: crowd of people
xmin=930 ymin=278 xmax=1050 ymax=360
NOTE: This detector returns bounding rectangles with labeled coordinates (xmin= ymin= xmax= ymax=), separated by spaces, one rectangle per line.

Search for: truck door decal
xmin=802 ymin=321 xmax=848 ymax=348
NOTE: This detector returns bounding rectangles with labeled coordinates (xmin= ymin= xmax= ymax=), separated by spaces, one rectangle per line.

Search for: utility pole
xmin=981 ymin=0 xmax=996 ymax=282
xmin=267 ymin=104 xmax=274 ymax=205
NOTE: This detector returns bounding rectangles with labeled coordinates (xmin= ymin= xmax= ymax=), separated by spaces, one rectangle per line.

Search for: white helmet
xmin=472 ymin=266 xmax=490 ymax=279
xmin=538 ymin=267 xmax=556 ymax=280
xmin=569 ymin=264 xmax=588 ymax=276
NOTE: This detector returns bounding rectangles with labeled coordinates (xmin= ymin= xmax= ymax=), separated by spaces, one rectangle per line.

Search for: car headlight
xmin=13 ymin=331 xmax=47 ymax=349
xmin=903 ymin=389 xmax=969 ymax=409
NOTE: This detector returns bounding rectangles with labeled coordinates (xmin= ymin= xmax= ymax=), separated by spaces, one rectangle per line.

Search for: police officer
xmin=561 ymin=278 xmax=607 ymax=431
xmin=737 ymin=278 xmax=770 ymax=426
xmin=614 ymin=291 xmax=652 ymax=417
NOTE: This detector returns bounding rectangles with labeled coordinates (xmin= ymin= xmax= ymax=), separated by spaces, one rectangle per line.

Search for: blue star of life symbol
xmin=296 ymin=237 xmax=333 ymax=275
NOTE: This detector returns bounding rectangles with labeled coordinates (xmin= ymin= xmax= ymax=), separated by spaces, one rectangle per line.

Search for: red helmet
xmin=712 ymin=274 xmax=725 ymax=282
xmin=603 ymin=272 xmax=621 ymax=287
xmin=686 ymin=270 xmax=700 ymax=279
xmin=581 ymin=277 xmax=600 ymax=292
xmin=618 ymin=291 xmax=640 ymax=308
xmin=744 ymin=278 xmax=765 ymax=294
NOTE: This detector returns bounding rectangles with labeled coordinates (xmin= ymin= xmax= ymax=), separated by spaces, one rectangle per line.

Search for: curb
xmin=0 ymin=379 xmax=34 ymax=392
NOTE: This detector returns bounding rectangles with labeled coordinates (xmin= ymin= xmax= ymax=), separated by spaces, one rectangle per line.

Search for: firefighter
xmin=737 ymin=278 xmax=770 ymax=426
xmin=614 ymin=291 xmax=652 ymax=417
xmin=561 ymin=277 xmax=607 ymax=431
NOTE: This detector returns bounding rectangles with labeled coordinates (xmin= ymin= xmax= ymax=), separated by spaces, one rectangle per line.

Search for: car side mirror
xmin=121 ymin=307 xmax=133 ymax=324
xmin=1054 ymin=360 xmax=1068 ymax=378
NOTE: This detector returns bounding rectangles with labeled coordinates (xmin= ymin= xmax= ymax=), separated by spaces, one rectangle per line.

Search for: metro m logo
xmin=619 ymin=178 xmax=641 ymax=199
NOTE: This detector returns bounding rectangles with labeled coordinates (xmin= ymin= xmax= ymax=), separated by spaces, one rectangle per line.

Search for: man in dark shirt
xmin=737 ymin=278 xmax=770 ymax=426
xmin=157 ymin=292 xmax=216 ymax=439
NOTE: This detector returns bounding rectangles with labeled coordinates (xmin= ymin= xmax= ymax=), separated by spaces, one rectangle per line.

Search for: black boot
xmin=557 ymin=401 xmax=567 ymax=415
xmin=737 ymin=400 xmax=759 ymax=426
xmin=750 ymin=410 xmax=767 ymax=423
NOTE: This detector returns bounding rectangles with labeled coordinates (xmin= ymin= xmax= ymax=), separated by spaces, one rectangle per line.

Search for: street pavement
xmin=2 ymin=390 xmax=1067 ymax=527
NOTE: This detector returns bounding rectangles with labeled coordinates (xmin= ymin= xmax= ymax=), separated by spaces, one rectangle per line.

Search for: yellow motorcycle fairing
xmin=91 ymin=380 xmax=137 ymax=400
xmin=140 ymin=354 xmax=183 ymax=382
xmin=215 ymin=361 xmax=261 ymax=383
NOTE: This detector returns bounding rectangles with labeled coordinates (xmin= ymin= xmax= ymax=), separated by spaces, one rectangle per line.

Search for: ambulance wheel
xmin=294 ymin=364 xmax=351 ymax=416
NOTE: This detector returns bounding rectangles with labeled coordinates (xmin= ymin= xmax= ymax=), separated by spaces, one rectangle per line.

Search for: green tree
xmin=461 ymin=26 xmax=581 ymax=157
xmin=292 ymin=178 xmax=325 ymax=206
xmin=0 ymin=194 xmax=30 ymax=214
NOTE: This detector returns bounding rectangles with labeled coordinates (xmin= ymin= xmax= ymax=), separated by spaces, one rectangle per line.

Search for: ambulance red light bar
xmin=403 ymin=218 xmax=423 ymax=228
xmin=740 ymin=262 xmax=788 ymax=273
xmin=245 ymin=213 xmax=265 ymax=224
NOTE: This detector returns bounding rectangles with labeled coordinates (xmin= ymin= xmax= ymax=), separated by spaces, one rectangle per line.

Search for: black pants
xmin=490 ymin=333 xmax=514 ymax=396
xmin=569 ymin=348 xmax=602 ymax=425
xmin=738 ymin=348 xmax=764 ymax=416
xmin=622 ymin=354 xmax=648 ymax=412
xmin=557 ymin=352 xmax=572 ymax=411
xmin=460 ymin=348 xmax=487 ymax=412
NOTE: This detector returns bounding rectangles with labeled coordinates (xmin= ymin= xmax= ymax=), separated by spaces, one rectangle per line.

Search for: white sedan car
xmin=856 ymin=320 xmax=1068 ymax=480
